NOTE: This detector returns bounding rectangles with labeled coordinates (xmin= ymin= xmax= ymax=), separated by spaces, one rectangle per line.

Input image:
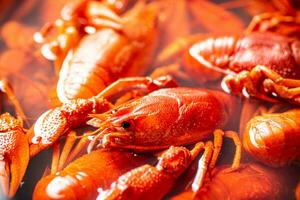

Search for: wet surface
xmin=0 ymin=0 xmax=299 ymax=199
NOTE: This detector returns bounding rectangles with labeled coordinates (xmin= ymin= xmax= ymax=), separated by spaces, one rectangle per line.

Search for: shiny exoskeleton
xmin=33 ymin=149 xmax=149 ymax=200
xmin=36 ymin=1 xmax=161 ymax=102
xmin=0 ymin=113 xmax=28 ymax=198
xmin=97 ymin=143 xmax=204 ymax=200
xmin=172 ymin=163 xmax=288 ymax=200
xmin=89 ymin=87 xmax=236 ymax=151
xmin=188 ymin=31 xmax=300 ymax=104
xmin=243 ymin=109 xmax=300 ymax=167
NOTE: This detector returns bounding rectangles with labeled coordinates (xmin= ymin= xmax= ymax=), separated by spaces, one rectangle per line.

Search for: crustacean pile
xmin=0 ymin=0 xmax=300 ymax=199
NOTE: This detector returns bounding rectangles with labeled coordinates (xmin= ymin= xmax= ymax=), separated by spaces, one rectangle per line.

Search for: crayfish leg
xmin=208 ymin=130 xmax=224 ymax=170
xmin=150 ymin=64 xmax=190 ymax=82
xmin=50 ymin=131 xmax=90 ymax=174
xmin=95 ymin=76 xmax=177 ymax=100
xmin=223 ymin=65 xmax=300 ymax=105
xmin=224 ymin=131 xmax=241 ymax=169
xmin=97 ymin=142 xmax=204 ymax=200
xmin=191 ymin=130 xmax=241 ymax=194
xmin=0 ymin=78 xmax=28 ymax=127
xmin=192 ymin=141 xmax=213 ymax=192
xmin=245 ymin=12 xmax=300 ymax=35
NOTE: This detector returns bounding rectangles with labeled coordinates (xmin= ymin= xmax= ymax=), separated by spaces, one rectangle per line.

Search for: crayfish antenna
xmin=87 ymin=128 xmax=109 ymax=153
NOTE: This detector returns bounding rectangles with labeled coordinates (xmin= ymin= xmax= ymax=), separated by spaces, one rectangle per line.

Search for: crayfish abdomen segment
xmin=58 ymin=29 xmax=130 ymax=101
xmin=184 ymin=36 xmax=239 ymax=83
xmin=243 ymin=109 xmax=300 ymax=166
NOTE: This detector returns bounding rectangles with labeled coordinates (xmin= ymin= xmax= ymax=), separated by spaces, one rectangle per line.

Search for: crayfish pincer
xmin=0 ymin=113 xmax=28 ymax=198
xmin=97 ymin=143 xmax=204 ymax=200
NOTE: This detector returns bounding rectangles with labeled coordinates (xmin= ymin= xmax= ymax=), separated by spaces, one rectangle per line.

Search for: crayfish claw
xmin=0 ymin=114 xmax=29 ymax=197
xmin=27 ymin=109 xmax=68 ymax=157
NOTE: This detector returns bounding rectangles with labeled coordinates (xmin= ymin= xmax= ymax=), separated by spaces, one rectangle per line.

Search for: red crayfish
xmin=27 ymin=75 xmax=240 ymax=175
xmin=155 ymin=13 xmax=300 ymax=105
xmin=35 ymin=1 xmax=161 ymax=102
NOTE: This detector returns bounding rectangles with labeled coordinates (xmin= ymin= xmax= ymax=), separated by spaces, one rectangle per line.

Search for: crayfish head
xmin=0 ymin=113 xmax=29 ymax=198
xmin=87 ymin=105 xmax=144 ymax=151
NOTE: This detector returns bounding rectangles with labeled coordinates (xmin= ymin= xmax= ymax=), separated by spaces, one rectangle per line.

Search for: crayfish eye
xmin=121 ymin=121 xmax=131 ymax=129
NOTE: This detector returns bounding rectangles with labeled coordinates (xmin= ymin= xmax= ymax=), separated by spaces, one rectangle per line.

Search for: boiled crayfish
xmin=88 ymin=87 xmax=238 ymax=151
xmin=35 ymin=0 xmax=161 ymax=102
xmin=157 ymin=13 xmax=300 ymax=104
xmin=28 ymin=75 xmax=240 ymax=175
xmin=243 ymin=108 xmax=300 ymax=199
xmin=96 ymin=128 xmax=241 ymax=200
xmin=188 ymin=13 xmax=300 ymax=104
xmin=28 ymin=76 xmax=176 ymax=173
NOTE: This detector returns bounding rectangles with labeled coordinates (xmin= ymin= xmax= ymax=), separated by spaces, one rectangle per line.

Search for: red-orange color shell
xmin=57 ymin=4 xmax=159 ymax=102
xmin=195 ymin=163 xmax=287 ymax=200
xmin=33 ymin=149 xmax=149 ymax=200
xmin=97 ymin=146 xmax=193 ymax=200
xmin=243 ymin=109 xmax=300 ymax=167
xmin=184 ymin=32 xmax=300 ymax=83
xmin=100 ymin=87 xmax=236 ymax=148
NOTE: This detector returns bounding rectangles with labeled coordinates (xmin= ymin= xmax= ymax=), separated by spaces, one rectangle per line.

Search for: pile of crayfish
xmin=0 ymin=0 xmax=300 ymax=199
